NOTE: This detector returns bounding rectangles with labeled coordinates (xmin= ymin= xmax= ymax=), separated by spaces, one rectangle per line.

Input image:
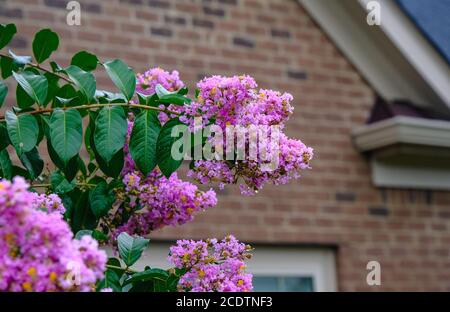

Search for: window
xmin=247 ymin=246 xmax=337 ymax=292
xmin=109 ymin=243 xmax=337 ymax=292
xmin=253 ymin=276 xmax=315 ymax=292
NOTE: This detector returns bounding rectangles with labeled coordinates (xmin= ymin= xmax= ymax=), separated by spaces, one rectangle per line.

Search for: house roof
xmin=299 ymin=0 xmax=450 ymax=113
xmin=368 ymin=97 xmax=450 ymax=125
xmin=396 ymin=0 xmax=450 ymax=65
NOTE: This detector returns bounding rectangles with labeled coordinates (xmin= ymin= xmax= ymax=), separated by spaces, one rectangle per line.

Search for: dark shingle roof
xmin=396 ymin=0 xmax=450 ymax=65
xmin=367 ymin=97 xmax=450 ymax=124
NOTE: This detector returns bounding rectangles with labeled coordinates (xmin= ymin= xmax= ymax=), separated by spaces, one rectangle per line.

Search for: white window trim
xmin=352 ymin=116 xmax=450 ymax=152
xmin=247 ymin=246 xmax=337 ymax=292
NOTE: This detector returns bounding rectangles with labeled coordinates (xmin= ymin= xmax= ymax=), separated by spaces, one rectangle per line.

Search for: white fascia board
xmin=352 ymin=116 xmax=450 ymax=152
xmin=359 ymin=0 xmax=450 ymax=108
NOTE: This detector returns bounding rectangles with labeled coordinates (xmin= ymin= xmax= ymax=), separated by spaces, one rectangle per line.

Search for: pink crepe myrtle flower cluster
xmin=114 ymin=116 xmax=218 ymax=238
xmin=136 ymin=67 xmax=185 ymax=124
xmin=117 ymin=68 xmax=312 ymax=234
xmin=179 ymin=75 xmax=257 ymax=130
xmin=136 ymin=67 xmax=184 ymax=95
xmin=188 ymin=132 xmax=313 ymax=195
xmin=30 ymin=192 xmax=66 ymax=214
xmin=115 ymin=170 xmax=217 ymax=237
xmin=168 ymin=235 xmax=253 ymax=292
xmin=0 ymin=177 xmax=106 ymax=292
xmin=133 ymin=67 xmax=313 ymax=195
xmin=183 ymin=75 xmax=313 ymax=195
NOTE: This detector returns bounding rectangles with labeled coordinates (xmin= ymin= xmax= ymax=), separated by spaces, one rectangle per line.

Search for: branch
xmin=106 ymin=264 xmax=137 ymax=274
xmin=0 ymin=52 xmax=72 ymax=84
xmin=31 ymin=182 xmax=97 ymax=188
xmin=0 ymin=102 xmax=180 ymax=121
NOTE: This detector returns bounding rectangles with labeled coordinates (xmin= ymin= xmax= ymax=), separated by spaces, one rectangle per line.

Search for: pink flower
xmin=0 ymin=177 xmax=106 ymax=292
xmin=168 ymin=235 xmax=253 ymax=292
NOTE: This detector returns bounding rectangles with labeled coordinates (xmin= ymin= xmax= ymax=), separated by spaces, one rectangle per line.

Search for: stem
xmin=31 ymin=183 xmax=51 ymax=188
xmin=0 ymin=102 xmax=180 ymax=121
xmin=88 ymin=164 xmax=100 ymax=179
xmin=31 ymin=182 xmax=97 ymax=188
xmin=106 ymin=264 xmax=137 ymax=274
xmin=0 ymin=52 xmax=72 ymax=83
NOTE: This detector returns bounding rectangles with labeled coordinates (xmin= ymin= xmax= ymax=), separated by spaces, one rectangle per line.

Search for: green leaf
xmin=69 ymin=188 xmax=97 ymax=233
xmin=36 ymin=114 xmax=47 ymax=142
xmin=50 ymin=171 xmax=76 ymax=194
xmin=16 ymin=83 xmax=35 ymax=109
xmin=88 ymin=111 xmax=123 ymax=177
xmin=117 ymin=232 xmax=149 ymax=267
xmin=75 ymin=229 xmax=108 ymax=242
xmin=19 ymin=147 xmax=43 ymax=179
xmin=5 ymin=111 xmax=38 ymax=155
xmin=156 ymin=118 xmax=185 ymax=178
xmin=54 ymin=84 xmax=80 ymax=108
xmin=89 ymin=180 xmax=115 ymax=219
xmin=95 ymin=90 xmax=127 ymax=104
xmin=158 ymin=93 xmax=190 ymax=106
xmin=167 ymin=268 xmax=187 ymax=291
xmin=128 ymin=280 xmax=155 ymax=292
xmin=123 ymin=268 xmax=169 ymax=286
xmin=92 ymin=230 xmax=108 ymax=242
xmin=12 ymin=71 xmax=48 ymax=106
xmin=54 ymin=96 xmax=77 ymax=107
xmin=155 ymin=84 xmax=171 ymax=98
xmin=136 ymin=92 xmax=158 ymax=107
xmin=96 ymin=148 xmax=124 ymax=178
xmin=0 ymin=123 xmax=10 ymax=151
xmin=64 ymin=65 xmax=96 ymax=103
xmin=1 ymin=56 xmax=13 ymax=79
xmin=94 ymin=106 xmax=127 ymax=163
xmin=0 ymin=149 xmax=12 ymax=179
xmin=15 ymin=69 xmax=39 ymax=109
xmin=105 ymin=258 xmax=124 ymax=277
xmin=46 ymin=130 xmax=80 ymax=181
xmin=32 ymin=28 xmax=59 ymax=63
xmin=43 ymin=72 xmax=59 ymax=107
xmin=64 ymin=155 xmax=81 ymax=181
xmin=0 ymin=24 xmax=17 ymax=49
xmin=71 ymin=50 xmax=98 ymax=72
xmin=49 ymin=108 xmax=83 ymax=164
xmin=50 ymin=61 xmax=63 ymax=73
xmin=103 ymin=59 xmax=136 ymax=101
xmin=97 ymin=270 xmax=121 ymax=292
xmin=0 ymin=81 xmax=7 ymax=108
xmin=129 ymin=110 xmax=160 ymax=175
xmin=11 ymin=165 xmax=30 ymax=179
xmin=177 ymin=87 xmax=188 ymax=96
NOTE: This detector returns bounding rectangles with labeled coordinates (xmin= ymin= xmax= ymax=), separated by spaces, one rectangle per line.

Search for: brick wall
xmin=1 ymin=0 xmax=450 ymax=291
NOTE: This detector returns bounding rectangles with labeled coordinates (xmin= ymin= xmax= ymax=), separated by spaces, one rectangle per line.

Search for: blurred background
xmin=1 ymin=0 xmax=450 ymax=291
